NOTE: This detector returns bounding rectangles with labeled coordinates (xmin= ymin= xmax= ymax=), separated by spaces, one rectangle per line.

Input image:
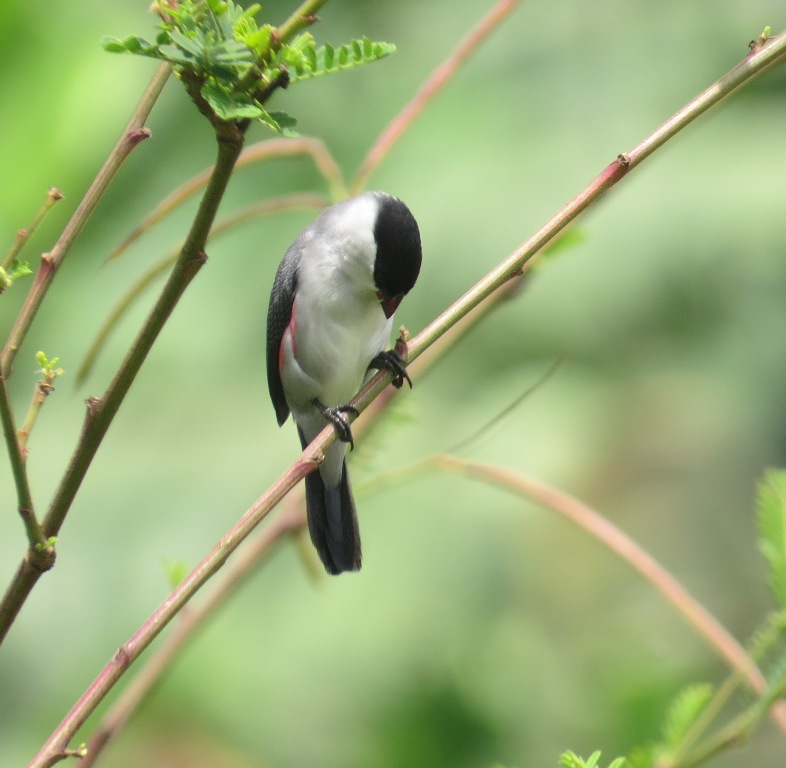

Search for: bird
xmin=266 ymin=191 xmax=422 ymax=575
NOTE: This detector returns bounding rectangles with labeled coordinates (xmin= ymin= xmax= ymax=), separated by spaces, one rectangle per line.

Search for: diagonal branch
xmin=0 ymin=63 xmax=171 ymax=380
xmin=77 ymin=277 xmax=520 ymax=765
xmin=355 ymin=29 xmax=786 ymax=395
xmin=351 ymin=0 xmax=521 ymax=193
xmin=432 ymin=455 xmax=786 ymax=735
xmin=108 ymin=137 xmax=344 ymax=261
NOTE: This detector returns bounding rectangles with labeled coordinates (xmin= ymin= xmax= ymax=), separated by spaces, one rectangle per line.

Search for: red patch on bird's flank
xmin=279 ymin=301 xmax=297 ymax=370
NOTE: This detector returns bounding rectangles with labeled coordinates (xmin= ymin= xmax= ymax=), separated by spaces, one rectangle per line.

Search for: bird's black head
xmin=372 ymin=194 xmax=422 ymax=317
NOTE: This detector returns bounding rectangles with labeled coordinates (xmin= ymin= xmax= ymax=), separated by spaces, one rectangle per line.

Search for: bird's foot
xmin=313 ymin=399 xmax=359 ymax=450
xmin=368 ymin=350 xmax=412 ymax=389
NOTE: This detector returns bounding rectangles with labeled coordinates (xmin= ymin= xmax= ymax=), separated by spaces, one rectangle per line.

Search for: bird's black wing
xmin=266 ymin=244 xmax=301 ymax=426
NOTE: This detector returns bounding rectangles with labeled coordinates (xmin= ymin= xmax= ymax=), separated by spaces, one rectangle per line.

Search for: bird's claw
xmin=313 ymin=399 xmax=359 ymax=450
xmin=369 ymin=350 xmax=412 ymax=389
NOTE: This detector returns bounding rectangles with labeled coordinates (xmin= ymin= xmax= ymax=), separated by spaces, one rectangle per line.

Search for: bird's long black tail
xmin=299 ymin=430 xmax=361 ymax=574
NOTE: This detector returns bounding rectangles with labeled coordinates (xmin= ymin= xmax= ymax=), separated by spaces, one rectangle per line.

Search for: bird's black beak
xmin=377 ymin=290 xmax=404 ymax=319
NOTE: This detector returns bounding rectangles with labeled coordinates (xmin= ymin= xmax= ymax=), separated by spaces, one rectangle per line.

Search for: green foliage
xmin=660 ymin=683 xmax=713 ymax=749
xmin=103 ymin=1 xmax=396 ymax=136
xmin=281 ymin=35 xmax=397 ymax=82
xmin=756 ymin=469 xmax=786 ymax=608
xmin=162 ymin=557 xmax=189 ymax=588
xmin=560 ymin=750 xmax=627 ymax=768
xmin=35 ymin=351 xmax=64 ymax=391
xmin=0 ymin=259 xmax=33 ymax=292
xmin=34 ymin=536 xmax=57 ymax=552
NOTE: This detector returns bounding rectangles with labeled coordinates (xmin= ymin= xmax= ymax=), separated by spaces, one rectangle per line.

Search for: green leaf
xmin=661 ymin=683 xmax=713 ymax=748
xmin=9 ymin=259 xmax=32 ymax=280
xmin=559 ymin=752 xmax=626 ymax=768
xmin=156 ymin=43 xmax=199 ymax=67
xmin=234 ymin=18 xmax=272 ymax=56
xmin=286 ymin=37 xmax=397 ymax=82
xmin=560 ymin=751 xmax=600 ymax=768
xmin=0 ymin=259 xmax=33 ymax=292
xmin=258 ymin=109 xmax=299 ymax=137
xmin=162 ymin=558 xmax=188 ymax=588
xmin=169 ymin=28 xmax=206 ymax=59
xmin=102 ymin=34 xmax=161 ymax=57
xmin=206 ymin=0 xmax=228 ymax=14
xmin=201 ymin=82 xmax=263 ymax=120
xmin=757 ymin=469 xmax=786 ymax=608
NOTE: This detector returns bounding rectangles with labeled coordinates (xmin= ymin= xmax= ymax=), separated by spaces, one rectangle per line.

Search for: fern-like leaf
xmin=286 ymin=36 xmax=396 ymax=82
xmin=757 ymin=469 xmax=786 ymax=608
xmin=661 ymin=683 xmax=713 ymax=748
xmin=560 ymin=751 xmax=624 ymax=768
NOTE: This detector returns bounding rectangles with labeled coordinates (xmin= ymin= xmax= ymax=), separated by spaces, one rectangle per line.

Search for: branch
xmin=1 ymin=186 xmax=63 ymax=274
xmin=0 ymin=82 xmax=239 ymax=650
xmin=81 ymin=501 xmax=305 ymax=767
xmin=0 ymin=65 xmax=170 ymax=643
xmin=0 ymin=376 xmax=44 ymax=551
xmin=362 ymin=29 xmax=786 ymax=383
xmin=0 ymin=63 xmax=170 ymax=380
xmin=29 ymin=452 xmax=313 ymax=768
xmin=433 ymin=455 xmax=786 ymax=737
xmin=351 ymin=0 xmax=521 ymax=193
xmin=108 ymin=137 xmax=344 ymax=261
xmin=76 ymin=276 xmax=520 ymax=764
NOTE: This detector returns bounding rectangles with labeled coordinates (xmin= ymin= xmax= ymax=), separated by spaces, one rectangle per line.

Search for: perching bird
xmin=266 ymin=191 xmax=422 ymax=574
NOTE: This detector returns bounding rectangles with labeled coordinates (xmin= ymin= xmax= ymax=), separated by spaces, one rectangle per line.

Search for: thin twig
xmin=77 ymin=274 xmax=521 ymax=764
xmin=1 ymin=187 xmax=63 ymax=273
xmin=0 ymin=377 xmax=44 ymax=551
xmin=351 ymin=0 xmax=521 ymax=193
xmin=0 ymin=63 xmax=171 ymax=380
xmin=108 ymin=137 xmax=344 ymax=261
xmin=80 ymin=501 xmax=305 ymax=766
xmin=432 ymin=454 xmax=786 ymax=736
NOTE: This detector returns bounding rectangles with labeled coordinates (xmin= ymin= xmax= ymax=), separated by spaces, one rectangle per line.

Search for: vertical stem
xmin=0 ymin=376 xmax=42 ymax=548
xmin=43 ymin=131 xmax=246 ymax=541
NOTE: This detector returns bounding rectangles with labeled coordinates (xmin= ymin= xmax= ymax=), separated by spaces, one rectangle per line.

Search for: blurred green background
xmin=2 ymin=1 xmax=786 ymax=766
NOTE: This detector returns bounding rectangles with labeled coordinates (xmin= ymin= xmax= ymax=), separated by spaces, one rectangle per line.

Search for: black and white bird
xmin=266 ymin=191 xmax=422 ymax=575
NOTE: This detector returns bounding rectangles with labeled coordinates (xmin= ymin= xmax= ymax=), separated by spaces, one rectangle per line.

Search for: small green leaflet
xmin=286 ymin=37 xmax=397 ymax=82
xmin=560 ymin=751 xmax=627 ymax=768
xmin=757 ymin=469 xmax=786 ymax=608
xmin=661 ymin=683 xmax=713 ymax=748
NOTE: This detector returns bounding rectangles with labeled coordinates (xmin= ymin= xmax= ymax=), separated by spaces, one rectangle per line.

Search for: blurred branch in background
xmin=106 ymin=136 xmax=346 ymax=264
xmin=0 ymin=65 xmax=169 ymax=379
xmin=432 ymin=457 xmax=786 ymax=751
xmin=351 ymin=0 xmax=522 ymax=193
